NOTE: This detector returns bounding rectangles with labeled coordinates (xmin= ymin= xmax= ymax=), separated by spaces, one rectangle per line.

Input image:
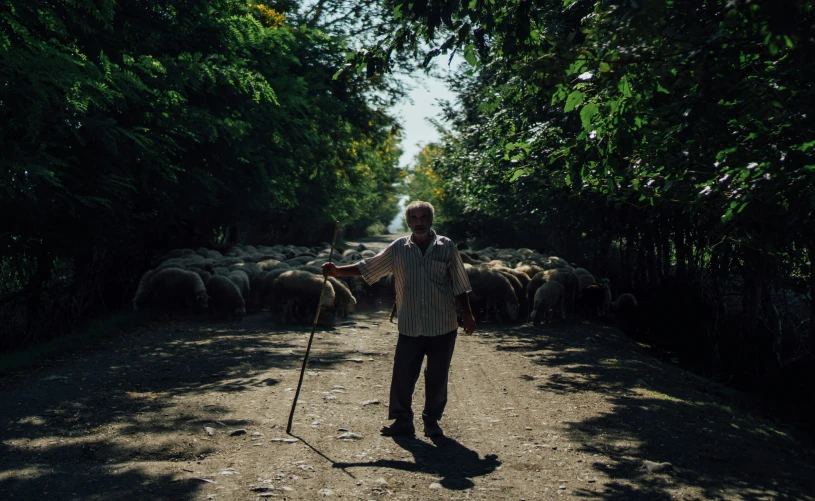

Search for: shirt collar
xmin=406 ymin=229 xmax=437 ymax=248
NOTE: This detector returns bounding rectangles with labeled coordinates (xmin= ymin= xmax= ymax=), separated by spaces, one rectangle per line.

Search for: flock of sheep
xmin=132 ymin=241 xmax=637 ymax=327
xmin=458 ymin=246 xmax=637 ymax=326
xmin=132 ymin=243 xmax=382 ymax=324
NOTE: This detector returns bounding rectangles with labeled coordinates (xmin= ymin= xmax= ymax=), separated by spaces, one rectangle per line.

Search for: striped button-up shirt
xmin=357 ymin=230 xmax=472 ymax=337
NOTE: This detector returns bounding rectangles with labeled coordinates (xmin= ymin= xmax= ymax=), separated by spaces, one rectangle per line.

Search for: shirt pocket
xmin=429 ymin=260 xmax=449 ymax=285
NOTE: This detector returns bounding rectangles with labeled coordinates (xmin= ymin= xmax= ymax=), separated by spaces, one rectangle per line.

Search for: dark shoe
xmin=381 ymin=419 xmax=415 ymax=436
xmin=423 ymin=419 xmax=444 ymax=437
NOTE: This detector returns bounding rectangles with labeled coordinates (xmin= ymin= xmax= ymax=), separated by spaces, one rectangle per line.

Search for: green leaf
xmin=599 ymin=61 xmax=611 ymax=73
xmin=564 ymin=90 xmax=584 ymax=112
xmin=656 ymin=82 xmax=670 ymax=94
xmin=619 ymin=76 xmax=633 ymax=98
xmin=464 ymin=43 xmax=478 ymax=67
xmin=509 ymin=168 xmax=528 ymax=182
xmin=580 ymin=103 xmax=599 ymax=129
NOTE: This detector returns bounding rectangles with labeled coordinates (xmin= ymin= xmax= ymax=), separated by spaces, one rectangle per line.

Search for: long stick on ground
xmin=286 ymin=221 xmax=340 ymax=434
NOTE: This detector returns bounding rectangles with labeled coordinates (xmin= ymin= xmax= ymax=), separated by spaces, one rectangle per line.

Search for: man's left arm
xmin=449 ymin=246 xmax=476 ymax=334
xmin=455 ymin=292 xmax=476 ymax=334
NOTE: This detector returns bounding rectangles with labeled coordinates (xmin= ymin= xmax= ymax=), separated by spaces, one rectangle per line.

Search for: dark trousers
xmin=388 ymin=330 xmax=457 ymax=422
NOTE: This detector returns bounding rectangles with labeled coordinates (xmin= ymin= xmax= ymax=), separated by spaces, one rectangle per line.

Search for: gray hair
xmin=404 ymin=201 xmax=435 ymax=225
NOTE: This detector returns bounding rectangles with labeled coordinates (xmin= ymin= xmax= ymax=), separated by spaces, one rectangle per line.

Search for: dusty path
xmin=2 ymin=235 xmax=814 ymax=500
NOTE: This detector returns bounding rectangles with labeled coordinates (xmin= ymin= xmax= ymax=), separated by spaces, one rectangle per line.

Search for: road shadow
xmin=491 ymin=320 xmax=815 ymax=500
xmin=0 ymin=311 xmax=361 ymax=501
xmin=333 ymin=434 xmax=501 ymax=490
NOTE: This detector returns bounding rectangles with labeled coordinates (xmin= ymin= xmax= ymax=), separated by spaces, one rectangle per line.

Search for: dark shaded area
xmin=494 ymin=321 xmax=815 ymax=501
xmin=333 ymin=434 xmax=501 ymax=490
xmin=0 ymin=312 xmax=356 ymax=501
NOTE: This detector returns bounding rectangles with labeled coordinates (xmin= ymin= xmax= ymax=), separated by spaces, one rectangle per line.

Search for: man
xmin=322 ymin=201 xmax=476 ymax=437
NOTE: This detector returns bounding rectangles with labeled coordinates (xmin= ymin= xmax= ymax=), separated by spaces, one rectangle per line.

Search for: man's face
xmin=407 ymin=207 xmax=432 ymax=238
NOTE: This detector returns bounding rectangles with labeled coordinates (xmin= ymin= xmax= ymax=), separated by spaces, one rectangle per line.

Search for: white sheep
xmin=531 ymin=281 xmax=565 ymax=326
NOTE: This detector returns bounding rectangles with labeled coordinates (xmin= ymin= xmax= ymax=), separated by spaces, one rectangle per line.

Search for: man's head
xmin=404 ymin=201 xmax=434 ymax=238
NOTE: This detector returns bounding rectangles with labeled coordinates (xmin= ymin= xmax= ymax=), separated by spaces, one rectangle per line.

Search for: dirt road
xmin=2 ymin=235 xmax=814 ymax=500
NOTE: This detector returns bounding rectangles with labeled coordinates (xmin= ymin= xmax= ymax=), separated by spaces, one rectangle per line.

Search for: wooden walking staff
xmin=287 ymin=221 xmax=340 ymax=434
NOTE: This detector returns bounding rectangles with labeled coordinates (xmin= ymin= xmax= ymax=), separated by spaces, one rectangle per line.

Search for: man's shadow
xmin=333 ymin=434 xmax=500 ymax=490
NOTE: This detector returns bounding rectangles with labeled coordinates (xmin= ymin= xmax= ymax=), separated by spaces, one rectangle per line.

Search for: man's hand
xmin=462 ymin=312 xmax=476 ymax=335
xmin=322 ymin=262 xmax=338 ymax=277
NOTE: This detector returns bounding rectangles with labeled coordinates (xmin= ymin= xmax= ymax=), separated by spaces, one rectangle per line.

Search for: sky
xmin=387 ymin=60 xmax=461 ymax=231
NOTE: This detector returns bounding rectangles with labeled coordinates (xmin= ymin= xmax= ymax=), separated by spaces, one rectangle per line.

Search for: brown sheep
xmin=274 ymin=270 xmax=336 ymax=324
xmin=467 ymin=266 xmax=520 ymax=323
xmin=207 ymin=275 xmax=246 ymax=320
xmin=327 ymin=276 xmax=357 ymax=318
xmin=149 ymin=268 xmax=209 ymax=314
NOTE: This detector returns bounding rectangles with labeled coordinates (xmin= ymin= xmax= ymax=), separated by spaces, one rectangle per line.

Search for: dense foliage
xmin=390 ymin=0 xmax=814 ymax=402
xmin=0 ymin=0 xmax=402 ymax=350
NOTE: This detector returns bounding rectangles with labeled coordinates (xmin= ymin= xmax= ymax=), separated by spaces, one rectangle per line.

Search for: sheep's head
xmin=506 ymin=300 xmax=520 ymax=321
xmin=196 ymin=292 xmax=210 ymax=310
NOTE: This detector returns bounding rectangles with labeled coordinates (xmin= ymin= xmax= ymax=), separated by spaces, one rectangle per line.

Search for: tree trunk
xmin=675 ymin=212 xmax=688 ymax=279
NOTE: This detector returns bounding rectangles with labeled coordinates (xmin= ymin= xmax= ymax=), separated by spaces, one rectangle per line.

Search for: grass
xmin=0 ymin=311 xmax=146 ymax=374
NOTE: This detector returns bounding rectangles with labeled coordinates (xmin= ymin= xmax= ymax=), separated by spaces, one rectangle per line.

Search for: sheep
xmin=496 ymin=270 xmax=527 ymax=320
xmin=542 ymin=256 xmax=572 ymax=271
xmin=360 ymin=250 xmax=376 ymax=258
xmin=149 ymin=268 xmax=209 ymax=314
xmin=612 ymin=293 xmax=638 ymax=314
xmin=206 ymin=275 xmax=246 ymax=320
xmin=342 ymin=249 xmax=363 ymax=261
xmin=516 ymin=264 xmax=543 ymax=278
xmin=194 ymin=269 xmax=213 ymax=286
xmin=133 ymin=269 xmax=157 ymax=311
xmin=206 ymin=249 xmax=223 ymax=259
xmin=225 ymin=246 xmax=247 ymax=258
xmin=599 ymin=278 xmax=612 ymax=316
xmin=217 ymin=257 xmax=244 ymax=267
xmin=155 ymin=258 xmax=187 ymax=271
xmin=545 ymin=269 xmax=579 ymax=320
xmin=229 ymin=261 xmax=262 ymax=277
xmin=530 ymin=281 xmax=566 ymax=326
xmin=256 ymin=259 xmax=282 ymax=271
xmin=227 ymin=270 xmax=250 ymax=299
xmin=327 ymin=276 xmax=357 ymax=318
xmin=274 ymin=270 xmax=336 ymax=324
xmin=577 ymin=274 xmax=596 ymax=292
xmin=576 ymin=283 xmax=605 ymax=319
xmin=214 ymin=266 xmax=231 ymax=277
xmin=459 ymin=253 xmax=481 ymax=265
xmin=612 ymin=292 xmax=638 ymax=330
xmin=466 ymin=266 xmax=520 ymax=323
xmin=247 ymin=271 xmax=270 ymax=312
xmin=285 ymin=256 xmax=313 ymax=267
xmin=486 ymin=259 xmax=509 ymax=269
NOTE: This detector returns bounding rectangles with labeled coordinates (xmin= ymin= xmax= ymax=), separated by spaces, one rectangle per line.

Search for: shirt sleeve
xmin=356 ymin=242 xmax=395 ymax=286
xmin=449 ymin=246 xmax=472 ymax=296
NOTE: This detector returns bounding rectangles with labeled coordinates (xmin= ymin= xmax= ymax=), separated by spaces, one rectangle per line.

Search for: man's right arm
xmin=322 ymin=263 xmax=361 ymax=277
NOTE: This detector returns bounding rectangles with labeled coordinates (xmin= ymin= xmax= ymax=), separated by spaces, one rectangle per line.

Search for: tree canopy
xmin=0 ymin=0 xmax=403 ymax=349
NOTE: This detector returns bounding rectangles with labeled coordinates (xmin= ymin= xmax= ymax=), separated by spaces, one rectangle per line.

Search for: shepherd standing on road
xmin=322 ymin=201 xmax=476 ymax=437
